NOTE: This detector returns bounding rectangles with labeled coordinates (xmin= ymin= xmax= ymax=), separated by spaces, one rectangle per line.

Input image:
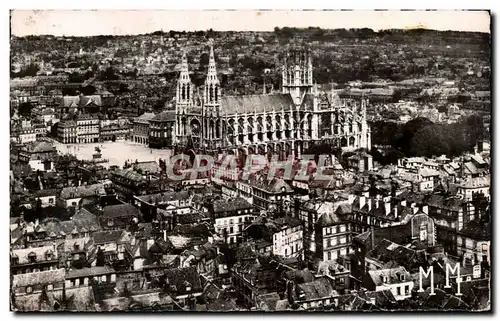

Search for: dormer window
xmin=400 ymin=274 xmax=405 ymax=281
xmin=28 ymin=252 xmax=37 ymax=263
xmin=184 ymin=281 xmax=192 ymax=292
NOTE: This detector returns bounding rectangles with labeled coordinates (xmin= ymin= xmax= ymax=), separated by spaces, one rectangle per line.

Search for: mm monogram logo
xmin=418 ymin=263 xmax=463 ymax=296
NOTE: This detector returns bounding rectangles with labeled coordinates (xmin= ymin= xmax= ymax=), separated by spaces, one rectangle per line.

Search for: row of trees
xmin=370 ymin=115 xmax=487 ymax=164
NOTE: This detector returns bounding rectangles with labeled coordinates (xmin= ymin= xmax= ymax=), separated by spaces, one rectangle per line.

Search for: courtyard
xmin=53 ymin=139 xmax=173 ymax=168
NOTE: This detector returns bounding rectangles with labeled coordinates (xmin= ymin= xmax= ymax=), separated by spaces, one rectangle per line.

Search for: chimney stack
xmin=384 ymin=202 xmax=391 ymax=216
xmin=370 ymin=226 xmax=375 ymax=251
xmin=359 ymin=196 xmax=366 ymax=209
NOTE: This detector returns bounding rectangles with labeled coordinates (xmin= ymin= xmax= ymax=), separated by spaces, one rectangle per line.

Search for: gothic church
xmin=174 ymin=45 xmax=371 ymax=160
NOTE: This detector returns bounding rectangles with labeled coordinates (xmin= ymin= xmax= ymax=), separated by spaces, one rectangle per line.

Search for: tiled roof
xmin=458 ymin=220 xmax=491 ymax=240
xmin=22 ymin=141 xmax=55 ymax=153
xmin=60 ymin=183 xmax=106 ymax=199
xmin=273 ymin=216 xmax=302 ymax=230
xmin=93 ymin=229 xmax=126 ymax=244
xmin=66 ymin=266 xmax=115 ymax=279
xmin=162 ymin=267 xmax=203 ymax=295
xmin=133 ymin=161 xmax=161 ymax=174
xmin=220 ymin=93 xmax=294 ymax=115
xmin=102 ymin=203 xmax=141 ymax=219
xmin=295 ymin=278 xmax=338 ymax=301
xmin=213 ymin=197 xmax=253 ymax=215
xmin=150 ymin=111 xmax=175 ymax=122
xmin=368 ymin=266 xmax=411 ymax=287
xmin=11 ymin=245 xmax=57 ymax=264
xmin=134 ymin=112 xmax=156 ymax=124
xmin=13 ymin=269 xmax=65 ymax=288
xmin=136 ymin=191 xmax=190 ymax=204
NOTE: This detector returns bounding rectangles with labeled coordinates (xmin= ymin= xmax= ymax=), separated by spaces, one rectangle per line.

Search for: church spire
xmin=180 ymin=51 xmax=190 ymax=81
xmin=176 ymin=50 xmax=192 ymax=107
xmin=204 ymin=41 xmax=221 ymax=108
xmin=206 ymin=42 xmax=218 ymax=83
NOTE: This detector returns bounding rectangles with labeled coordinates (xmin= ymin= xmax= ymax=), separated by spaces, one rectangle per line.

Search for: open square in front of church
xmin=52 ymin=139 xmax=172 ymax=168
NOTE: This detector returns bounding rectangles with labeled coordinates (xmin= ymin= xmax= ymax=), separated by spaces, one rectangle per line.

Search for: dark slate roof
xmin=136 ymin=191 xmax=190 ymax=204
xmin=295 ymin=278 xmax=338 ymax=301
xmin=93 ymin=230 xmax=125 ymax=244
xmin=22 ymin=141 xmax=55 ymax=153
xmin=150 ymin=111 xmax=175 ymax=122
xmin=274 ymin=216 xmax=302 ymax=231
xmin=60 ymin=183 xmax=106 ymax=199
xmin=66 ymin=266 xmax=115 ymax=279
xmin=133 ymin=161 xmax=161 ymax=174
xmin=425 ymin=195 xmax=463 ymax=212
xmin=213 ymin=197 xmax=253 ymax=215
xmin=162 ymin=267 xmax=203 ymax=295
xmin=458 ymin=220 xmax=491 ymax=240
xmin=13 ymin=269 xmax=66 ymax=288
xmin=102 ymin=203 xmax=141 ymax=219
xmin=134 ymin=112 xmax=156 ymax=124
xmin=221 ymin=93 xmax=294 ymax=115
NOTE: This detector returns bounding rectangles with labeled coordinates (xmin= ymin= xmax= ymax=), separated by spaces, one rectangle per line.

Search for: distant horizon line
xmin=10 ymin=27 xmax=491 ymax=38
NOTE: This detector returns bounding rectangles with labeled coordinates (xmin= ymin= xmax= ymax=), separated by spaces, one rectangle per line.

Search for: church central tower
xmin=282 ymin=47 xmax=313 ymax=106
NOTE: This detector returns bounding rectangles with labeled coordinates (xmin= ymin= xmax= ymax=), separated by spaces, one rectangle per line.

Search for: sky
xmin=11 ymin=10 xmax=491 ymax=37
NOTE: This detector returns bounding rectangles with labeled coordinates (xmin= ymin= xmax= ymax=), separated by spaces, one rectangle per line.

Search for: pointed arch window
xmin=181 ymin=85 xmax=186 ymax=100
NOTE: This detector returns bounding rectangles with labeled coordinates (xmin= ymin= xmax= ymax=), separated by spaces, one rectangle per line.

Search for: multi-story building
xmin=457 ymin=220 xmax=491 ymax=267
xmin=173 ymin=45 xmax=371 ymax=157
xmin=76 ymin=114 xmax=99 ymax=143
xmin=132 ymin=112 xmax=155 ymax=145
xmin=236 ymin=177 xmax=294 ymax=210
xmin=100 ymin=124 xmax=130 ymax=141
xmin=17 ymin=140 xmax=57 ymax=171
xmin=11 ymin=244 xmax=59 ymax=275
xmin=148 ymin=111 xmax=176 ymax=149
xmin=272 ymin=216 xmax=303 ymax=259
xmin=57 ymin=120 xmax=77 ymax=143
xmin=365 ymin=267 xmax=413 ymax=301
xmin=212 ymin=197 xmax=255 ymax=245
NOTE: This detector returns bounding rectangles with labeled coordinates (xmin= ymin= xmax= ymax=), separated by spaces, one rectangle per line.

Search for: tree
xmin=410 ymin=125 xmax=451 ymax=157
xmin=18 ymin=102 xmax=33 ymax=117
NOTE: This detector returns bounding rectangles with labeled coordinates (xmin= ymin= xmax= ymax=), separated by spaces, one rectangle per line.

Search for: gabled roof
xmin=162 ymin=267 xmax=203 ymax=295
xmin=60 ymin=183 xmax=106 ymax=199
xmin=135 ymin=191 xmax=190 ymax=204
xmin=295 ymin=278 xmax=338 ymax=301
xmin=13 ymin=269 xmax=66 ymax=288
xmin=102 ymin=203 xmax=141 ymax=219
xmin=213 ymin=197 xmax=253 ymax=215
xmin=221 ymin=93 xmax=294 ymax=115
xmin=150 ymin=111 xmax=175 ymax=122
xmin=367 ymin=266 xmax=411 ymax=287
xmin=61 ymin=95 xmax=102 ymax=108
xmin=93 ymin=229 xmax=126 ymax=244
xmin=134 ymin=112 xmax=156 ymax=124
xmin=66 ymin=266 xmax=115 ymax=279
xmin=11 ymin=245 xmax=57 ymax=264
